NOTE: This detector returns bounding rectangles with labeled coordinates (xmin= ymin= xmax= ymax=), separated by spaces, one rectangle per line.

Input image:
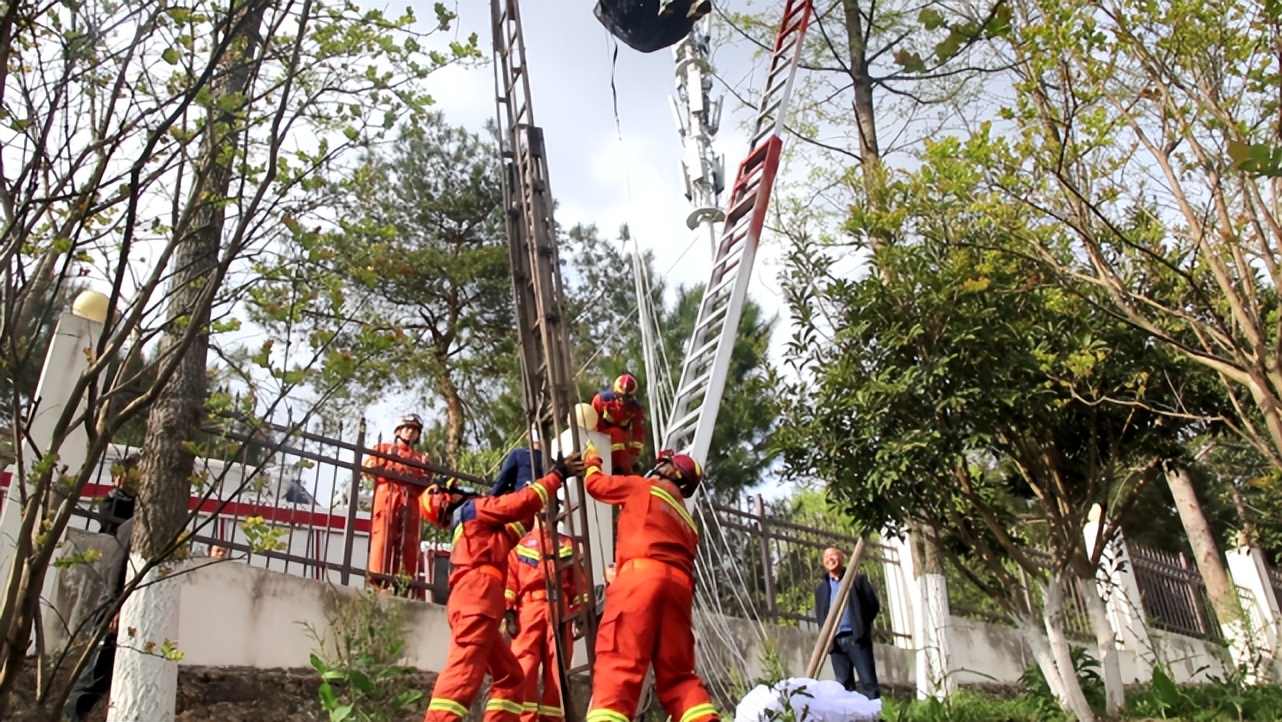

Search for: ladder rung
xmin=706 ymin=266 xmax=739 ymax=302
xmin=725 ymin=192 xmax=757 ymax=226
xmin=667 ymin=406 xmax=704 ymax=439
xmin=694 ymin=295 xmax=731 ymax=329
xmin=685 ymin=334 xmax=721 ymax=367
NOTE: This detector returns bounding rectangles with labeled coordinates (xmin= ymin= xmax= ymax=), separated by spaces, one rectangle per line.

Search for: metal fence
xmin=1267 ymin=559 xmax=1282 ymax=612
xmin=948 ymin=553 xmax=1094 ymax=640
xmin=67 ymin=415 xmax=484 ymax=603
xmin=1129 ymin=543 xmax=1222 ymax=642
xmin=695 ymin=496 xmax=909 ymax=645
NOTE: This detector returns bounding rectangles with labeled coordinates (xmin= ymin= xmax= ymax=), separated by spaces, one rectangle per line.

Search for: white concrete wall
xmin=174 ymin=560 xmax=452 ymax=670
xmin=129 ymin=562 xmax=1224 ymax=688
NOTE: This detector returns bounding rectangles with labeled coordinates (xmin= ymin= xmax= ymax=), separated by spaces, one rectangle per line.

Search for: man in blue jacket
xmin=813 ymin=546 xmax=881 ymax=699
xmin=493 ymin=430 xmax=543 ymax=496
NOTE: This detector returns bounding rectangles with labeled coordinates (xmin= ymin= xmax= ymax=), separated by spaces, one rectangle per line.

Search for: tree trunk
xmin=1077 ymin=564 xmax=1125 ymax=715
xmin=840 ymin=0 xmax=880 ymax=167
xmin=1041 ymin=572 xmax=1098 ymax=722
xmin=437 ymin=358 xmax=463 ymax=468
xmin=112 ymin=6 xmax=266 ymax=720
xmin=1165 ymin=462 xmax=1243 ymax=633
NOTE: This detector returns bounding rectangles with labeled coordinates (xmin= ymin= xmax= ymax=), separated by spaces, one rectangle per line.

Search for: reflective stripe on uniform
xmin=650 ymin=485 xmax=697 ymax=534
xmin=538 ymin=704 xmax=565 ymax=717
xmin=586 ymin=710 xmax=630 ymax=722
xmin=679 ymin=703 xmax=719 ymax=722
xmin=428 ymin=698 xmax=469 ymax=718
xmin=531 ymin=481 xmax=549 ymax=504
xmin=485 ymin=698 xmax=524 ymax=715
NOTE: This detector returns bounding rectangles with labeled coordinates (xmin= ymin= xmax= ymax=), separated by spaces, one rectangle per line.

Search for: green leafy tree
xmin=255 ymin=114 xmax=511 ymax=467
xmin=0 ymin=0 xmax=477 ymax=717
xmin=776 ymin=138 xmax=1219 ymax=719
xmin=979 ymin=0 xmax=1282 ymax=475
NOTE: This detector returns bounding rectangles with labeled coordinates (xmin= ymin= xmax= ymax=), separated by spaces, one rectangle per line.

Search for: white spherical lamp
xmin=71 ymin=290 xmax=110 ymax=324
xmin=571 ymin=402 xmax=598 ymax=430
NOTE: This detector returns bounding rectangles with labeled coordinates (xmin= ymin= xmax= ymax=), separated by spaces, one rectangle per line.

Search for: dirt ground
xmin=9 ymin=664 xmax=604 ymax=722
xmin=10 ymin=661 xmax=909 ymax=721
xmin=10 ymin=665 xmax=440 ymax=722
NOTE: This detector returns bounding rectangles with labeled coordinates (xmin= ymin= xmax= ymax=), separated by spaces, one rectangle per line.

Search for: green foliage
xmin=1019 ymin=647 xmax=1105 ymax=717
xmin=251 ymin=113 xmax=510 ymax=464
xmin=241 ymin=516 xmax=288 ymax=553
xmin=1126 ymin=668 xmax=1282 ymax=721
xmin=659 ymin=284 xmax=779 ymax=497
xmin=884 ymin=688 xmax=1069 ymax=722
xmin=306 ymin=591 xmax=425 ymax=722
xmin=51 ymin=546 xmax=103 ymax=570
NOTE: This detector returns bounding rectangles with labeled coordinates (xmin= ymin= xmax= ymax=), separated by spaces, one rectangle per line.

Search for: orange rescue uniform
xmin=591 ymin=391 xmax=646 ymax=474
xmin=505 ymin=529 xmax=590 ymax=722
xmin=582 ymin=454 xmax=718 ymax=722
xmin=423 ymin=471 xmax=564 ymax=722
xmin=363 ymin=440 xmax=432 ymax=591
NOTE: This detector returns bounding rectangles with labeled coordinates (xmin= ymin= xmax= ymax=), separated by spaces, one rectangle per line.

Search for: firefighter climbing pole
xmin=490 ymin=0 xmax=597 ymax=718
xmin=661 ymin=0 xmax=813 ymax=462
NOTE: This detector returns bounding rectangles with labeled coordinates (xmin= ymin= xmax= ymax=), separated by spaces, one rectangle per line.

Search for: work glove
xmin=551 ymin=452 xmax=585 ymax=481
xmin=583 ymin=444 xmax=604 ymax=472
xmin=504 ymin=610 xmax=519 ymax=638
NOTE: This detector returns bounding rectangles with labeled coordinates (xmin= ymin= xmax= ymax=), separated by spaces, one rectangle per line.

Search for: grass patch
xmin=882 ymin=689 xmax=1069 ymax=722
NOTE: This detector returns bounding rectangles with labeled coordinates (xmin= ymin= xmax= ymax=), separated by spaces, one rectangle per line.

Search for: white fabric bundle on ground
xmin=734 ymin=677 xmax=882 ymax=722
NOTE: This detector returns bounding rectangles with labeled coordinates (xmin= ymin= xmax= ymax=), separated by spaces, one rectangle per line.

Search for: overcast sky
xmin=418 ymin=0 xmax=785 ymax=309
xmin=345 ymin=1 xmax=810 ymax=428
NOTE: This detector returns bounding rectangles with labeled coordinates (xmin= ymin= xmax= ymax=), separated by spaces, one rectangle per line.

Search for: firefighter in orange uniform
xmin=582 ymin=446 xmax=718 ymax=722
xmin=422 ymin=453 xmax=585 ymax=722
xmin=363 ymin=413 xmax=432 ymax=595
xmin=591 ymin=373 xmax=647 ymax=474
xmin=505 ymin=520 xmax=590 ymax=722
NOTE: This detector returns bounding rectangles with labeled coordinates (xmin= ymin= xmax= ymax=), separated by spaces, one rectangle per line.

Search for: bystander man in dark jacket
xmin=64 ymin=456 xmax=138 ymax=722
xmin=813 ymin=546 xmax=881 ymax=699
xmin=96 ymin=454 xmax=138 ymax=535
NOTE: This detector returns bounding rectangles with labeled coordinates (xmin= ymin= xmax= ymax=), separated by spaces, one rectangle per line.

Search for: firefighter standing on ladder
xmin=363 ymin=413 xmax=432 ymax=596
xmin=421 ymin=452 xmax=585 ymax=722
xmin=505 ymin=517 xmax=590 ymax=722
xmin=591 ymin=373 xmax=647 ymax=474
xmin=582 ymin=445 xmax=719 ymax=722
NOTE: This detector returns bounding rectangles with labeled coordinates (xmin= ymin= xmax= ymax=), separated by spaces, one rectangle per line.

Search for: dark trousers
xmin=829 ymin=632 xmax=879 ymax=699
xmin=63 ymin=633 xmax=117 ymax=722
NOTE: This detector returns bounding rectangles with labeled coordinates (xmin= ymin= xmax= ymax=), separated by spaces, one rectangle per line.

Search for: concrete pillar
xmin=1083 ymin=505 xmax=1155 ymax=670
xmin=551 ymin=410 xmax=615 ymax=668
xmin=881 ymin=532 xmax=916 ymax=650
xmin=552 ymin=421 xmax=615 ymax=588
xmin=0 ymin=292 xmax=108 ymax=610
xmin=1225 ymin=545 xmax=1282 ymax=681
xmin=898 ymin=529 xmax=954 ymax=699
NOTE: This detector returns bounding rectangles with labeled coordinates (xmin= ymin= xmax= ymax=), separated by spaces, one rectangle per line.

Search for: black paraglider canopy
xmin=595 ymin=0 xmax=711 ymax=53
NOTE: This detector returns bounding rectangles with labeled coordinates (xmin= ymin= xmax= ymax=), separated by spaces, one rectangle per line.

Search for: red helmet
xmin=421 ymin=485 xmax=455 ymax=528
xmin=657 ymin=450 xmax=703 ymax=497
xmin=669 ymin=453 xmax=703 ymax=486
xmin=613 ymin=373 xmax=639 ymax=396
